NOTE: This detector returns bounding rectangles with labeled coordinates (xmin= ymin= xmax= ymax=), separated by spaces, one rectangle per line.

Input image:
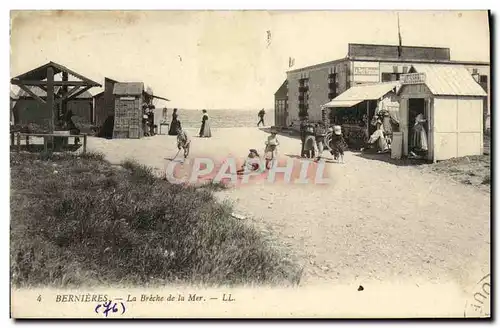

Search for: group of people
xmin=300 ymin=117 xmax=348 ymax=163
xmin=168 ymin=108 xmax=212 ymax=138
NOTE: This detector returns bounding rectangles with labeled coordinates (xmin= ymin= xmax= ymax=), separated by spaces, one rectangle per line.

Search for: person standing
xmin=314 ymin=122 xmax=327 ymax=161
xmin=199 ymin=109 xmax=212 ymax=138
xmin=257 ymin=108 xmax=265 ymax=127
xmin=299 ymin=116 xmax=308 ymax=157
xmin=168 ymin=108 xmax=180 ymax=135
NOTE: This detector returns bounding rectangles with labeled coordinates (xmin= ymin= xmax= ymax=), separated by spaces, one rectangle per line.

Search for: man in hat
xmin=257 ymin=108 xmax=266 ymax=127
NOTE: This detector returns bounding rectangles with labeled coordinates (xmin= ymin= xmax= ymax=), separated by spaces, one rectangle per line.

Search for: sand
xmin=87 ymin=127 xmax=490 ymax=288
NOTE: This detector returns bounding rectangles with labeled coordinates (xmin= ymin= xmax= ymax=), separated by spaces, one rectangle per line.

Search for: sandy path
xmin=88 ymin=127 xmax=490 ymax=288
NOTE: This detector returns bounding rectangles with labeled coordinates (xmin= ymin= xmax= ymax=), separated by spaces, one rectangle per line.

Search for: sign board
xmin=353 ymin=67 xmax=379 ymax=76
xmin=401 ymin=73 xmax=426 ymax=85
xmin=352 ymin=62 xmax=380 ymax=83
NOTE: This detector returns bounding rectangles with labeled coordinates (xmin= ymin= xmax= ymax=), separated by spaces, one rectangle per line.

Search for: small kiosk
xmin=397 ymin=64 xmax=487 ymax=162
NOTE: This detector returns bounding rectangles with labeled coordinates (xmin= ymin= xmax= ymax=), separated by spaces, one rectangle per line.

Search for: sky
xmin=10 ymin=10 xmax=490 ymax=110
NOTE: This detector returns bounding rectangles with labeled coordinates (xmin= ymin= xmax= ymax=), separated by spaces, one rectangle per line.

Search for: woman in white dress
xmin=199 ymin=109 xmax=212 ymax=138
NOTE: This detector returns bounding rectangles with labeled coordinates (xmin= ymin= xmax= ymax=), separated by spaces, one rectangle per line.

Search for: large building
xmin=275 ymin=43 xmax=490 ymax=130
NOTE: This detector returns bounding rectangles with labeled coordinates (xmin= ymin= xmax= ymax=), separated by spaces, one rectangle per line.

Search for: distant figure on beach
xmin=199 ymin=109 xmax=212 ymax=138
xmin=257 ymin=108 xmax=265 ymax=127
xmin=168 ymin=108 xmax=181 ymax=135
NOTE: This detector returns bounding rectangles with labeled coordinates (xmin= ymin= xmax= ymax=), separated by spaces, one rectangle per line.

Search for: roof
xmin=11 ymin=61 xmax=101 ymax=87
xmin=322 ymin=81 xmax=400 ymax=108
xmin=348 ymin=43 xmax=451 ymax=61
xmin=113 ymin=82 xmax=144 ymax=95
xmin=274 ymin=80 xmax=288 ymax=98
xmin=407 ymin=64 xmax=487 ymax=97
xmin=15 ymin=86 xmax=93 ymax=99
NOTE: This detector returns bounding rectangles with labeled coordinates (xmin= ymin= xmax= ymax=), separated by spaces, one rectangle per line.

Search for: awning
xmin=322 ymin=81 xmax=400 ymax=108
xmin=323 ymin=99 xmax=363 ymax=108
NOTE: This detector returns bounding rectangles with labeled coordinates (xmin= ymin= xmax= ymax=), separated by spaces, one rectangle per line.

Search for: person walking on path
xmin=257 ymin=108 xmax=266 ymax=127
xmin=199 ymin=109 xmax=212 ymax=138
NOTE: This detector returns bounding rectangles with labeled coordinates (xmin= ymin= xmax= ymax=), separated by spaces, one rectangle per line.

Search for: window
xmin=472 ymin=68 xmax=478 ymax=75
xmin=403 ymin=66 xmax=408 ymax=74
xmin=480 ymin=75 xmax=488 ymax=83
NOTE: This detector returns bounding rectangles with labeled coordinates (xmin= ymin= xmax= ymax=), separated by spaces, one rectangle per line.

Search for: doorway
xmin=408 ymin=98 xmax=429 ymax=157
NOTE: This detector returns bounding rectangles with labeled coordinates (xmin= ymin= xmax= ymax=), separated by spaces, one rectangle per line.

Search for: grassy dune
xmin=10 ymin=151 xmax=301 ymax=288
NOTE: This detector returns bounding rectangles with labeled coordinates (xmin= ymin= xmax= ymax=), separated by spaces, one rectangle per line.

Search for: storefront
xmin=322 ymin=81 xmax=401 ymax=149
xmin=397 ymin=64 xmax=487 ymax=162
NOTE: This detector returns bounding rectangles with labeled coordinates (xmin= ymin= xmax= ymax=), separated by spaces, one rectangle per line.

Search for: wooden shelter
xmin=112 ymin=82 xmax=170 ymax=139
xmin=398 ymin=64 xmax=487 ymax=161
xmin=10 ymin=61 xmax=101 ymax=132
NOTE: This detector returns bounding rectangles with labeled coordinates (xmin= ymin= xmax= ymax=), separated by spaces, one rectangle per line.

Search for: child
xmin=265 ymin=130 xmax=279 ymax=168
xmin=176 ymin=126 xmax=191 ymax=158
xmin=330 ymin=125 xmax=347 ymax=163
xmin=238 ymin=149 xmax=261 ymax=174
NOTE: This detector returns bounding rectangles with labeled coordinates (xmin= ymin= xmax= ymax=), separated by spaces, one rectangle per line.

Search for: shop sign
xmin=401 ymin=73 xmax=426 ymax=85
xmin=353 ymin=67 xmax=379 ymax=76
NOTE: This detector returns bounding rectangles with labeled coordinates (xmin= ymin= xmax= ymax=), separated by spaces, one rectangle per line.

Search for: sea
xmin=159 ymin=109 xmax=275 ymax=129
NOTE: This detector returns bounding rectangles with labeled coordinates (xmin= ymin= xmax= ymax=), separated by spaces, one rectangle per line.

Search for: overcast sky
xmin=10 ymin=10 xmax=489 ymax=110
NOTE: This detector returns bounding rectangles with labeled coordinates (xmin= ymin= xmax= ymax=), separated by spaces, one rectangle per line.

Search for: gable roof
xmin=11 ymin=61 xmax=101 ymax=87
xmin=407 ymin=64 xmax=487 ymax=97
xmin=274 ymin=80 xmax=288 ymax=98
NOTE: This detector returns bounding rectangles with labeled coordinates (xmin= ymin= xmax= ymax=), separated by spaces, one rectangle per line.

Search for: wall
xmin=113 ymin=96 xmax=143 ymax=139
xmin=274 ymin=99 xmax=287 ymax=127
xmin=95 ymin=78 xmax=118 ymax=128
xmin=433 ymin=96 xmax=483 ymax=160
xmin=351 ymin=61 xmax=380 ymax=84
xmin=286 ymin=60 xmax=349 ymax=129
xmin=463 ymin=65 xmax=490 ymax=130
xmin=14 ymin=98 xmax=93 ymax=128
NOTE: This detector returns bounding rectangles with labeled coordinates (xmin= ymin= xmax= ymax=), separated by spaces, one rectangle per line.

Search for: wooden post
xmin=366 ymin=101 xmax=370 ymax=137
xmin=61 ymin=72 xmax=68 ymax=126
xmin=47 ymin=66 xmax=55 ymax=133
xmin=83 ymin=135 xmax=87 ymax=154
xmin=17 ymin=133 xmax=21 ymax=152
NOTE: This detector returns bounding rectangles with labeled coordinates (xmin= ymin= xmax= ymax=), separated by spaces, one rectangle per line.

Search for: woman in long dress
xmin=411 ymin=113 xmax=428 ymax=151
xmin=199 ymin=109 xmax=212 ymax=138
xmin=168 ymin=108 xmax=180 ymax=135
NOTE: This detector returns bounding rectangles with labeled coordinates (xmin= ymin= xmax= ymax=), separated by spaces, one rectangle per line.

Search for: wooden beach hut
xmin=397 ymin=64 xmax=487 ymax=161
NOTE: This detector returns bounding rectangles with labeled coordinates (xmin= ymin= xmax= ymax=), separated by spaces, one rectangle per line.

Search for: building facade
xmin=274 ymin=80 xmax=288 ymax=127
xmin=277 ymin=43 xmax=490 ymax=130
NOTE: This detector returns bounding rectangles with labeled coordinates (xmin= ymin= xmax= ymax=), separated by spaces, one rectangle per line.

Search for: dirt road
xmin=88 ymin=127 xmax=490 ymax=288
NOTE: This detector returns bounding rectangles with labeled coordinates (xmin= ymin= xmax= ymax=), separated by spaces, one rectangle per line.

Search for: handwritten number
xmin=37 ymin=295 xmax=41 ymax=302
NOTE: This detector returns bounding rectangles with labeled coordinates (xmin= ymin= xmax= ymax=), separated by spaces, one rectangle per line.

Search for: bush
xmin=11 ymin=153 xmax=300 ymax=287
